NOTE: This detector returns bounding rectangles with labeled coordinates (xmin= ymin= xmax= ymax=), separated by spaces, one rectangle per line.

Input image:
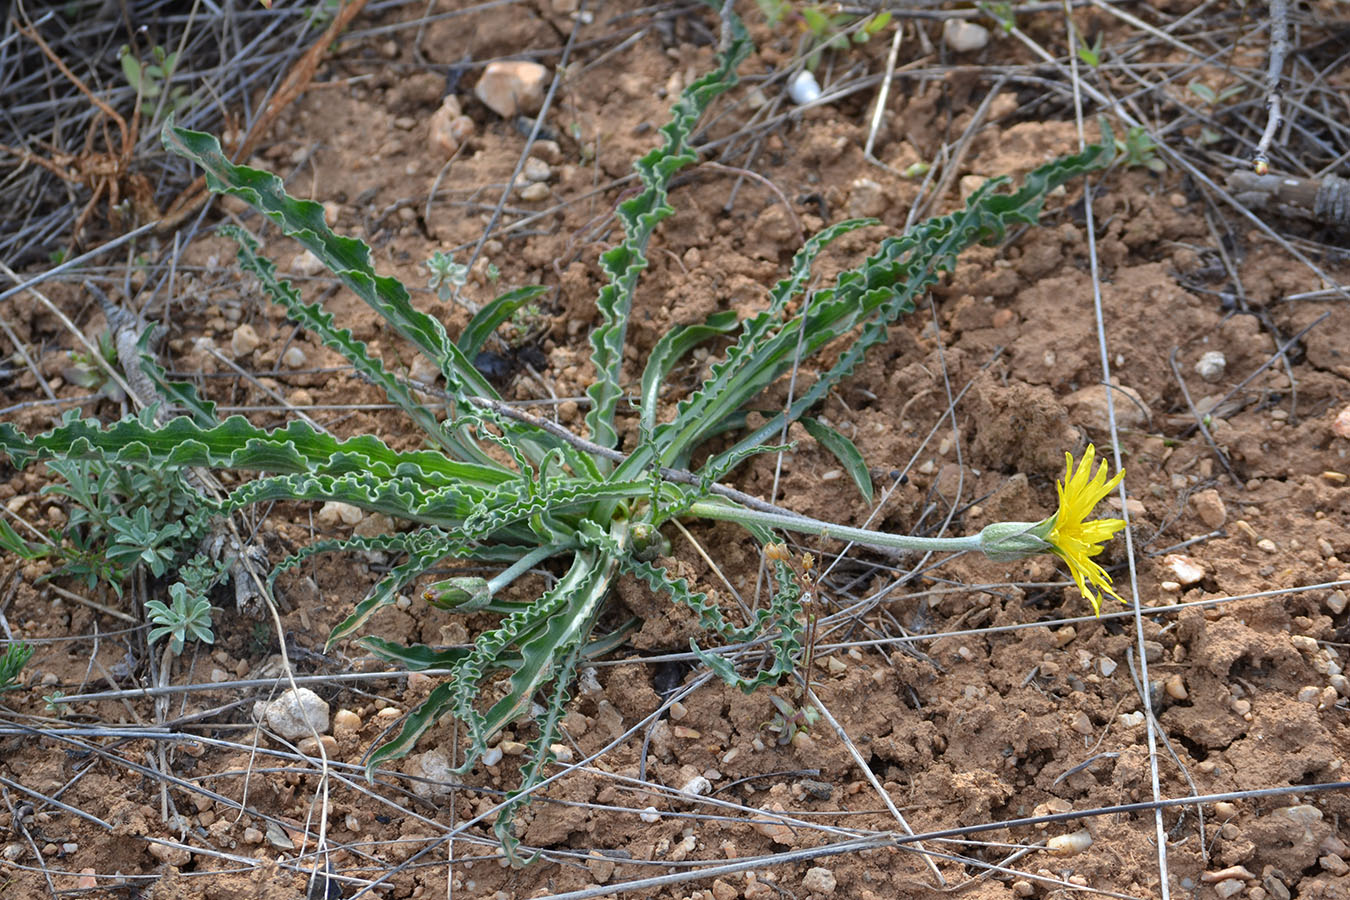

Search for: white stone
xmin=1195 ymin=350 xmax=1226 ymax=383
xmin=281 ymin=346 xmax=306 ymax=369
xmin=802 ymin=866 xmax=837 ymax=894
xmin=317 ymin=501 xmax=364 ymax=527
xmin=519 ymin=181 xmax=551 ymax=202
xmin=1163 ymin=554 xmax=1206 ymax=586
xmin=679 ymin=775 xmax=712 ymax=796
xmin=429 ymin=95 xmax=475 ymax=158
xmin=230 ymin=324 xmax=260 ymax=358
xmin=256 ymin=688 xmax=330 ymax=740
xmin=787 ymin=69 xmax=821 ymax=105
xmin=475 ymin=60 xmax=548 ymax=118
xmin=944 ymin=19 xmax=990 ymax=53
xmin=411 ymin=748 xmax=454 ymax=799
xmin=291 ymin=250 xmax=324 ymax=276
xmin=522 ymin=157 xmax=552 ymax=182
xmin=639 ymin=806 xmax=661 ymax=823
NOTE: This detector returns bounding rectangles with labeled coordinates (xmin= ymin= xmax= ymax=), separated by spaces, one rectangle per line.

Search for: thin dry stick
xmin=804 ymin=685 xmax=947 ymax=884
xmin=1253 ymin=0 xmax=1288 ymax=173
xmin=863 ymin=22 xmax=904 ymax=171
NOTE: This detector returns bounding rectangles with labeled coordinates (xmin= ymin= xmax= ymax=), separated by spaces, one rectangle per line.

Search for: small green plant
xmin=1 ymin=8 xmax=1122 ymax=861
xmin=1077 ymin=32 xmax=1105 ymax=68
xmin=145 ymin=583 xmax=215 ymax=656
xmin=425 ymin=250 xmax=469 ymax=301
xmin=64 ymin=330 xmax=124 ymax=402
xmin=37 ymin=457 xmax=200 ymax=595
xmin=0 ymin=642 xmax=34 ymax=693
xmin=765 ymin=693 xmax=820 ymax=744
xmin=1115 ymin=126 xmax=1166 ymax=173
xmin=119 ymin=44 xmax=192 ymax=116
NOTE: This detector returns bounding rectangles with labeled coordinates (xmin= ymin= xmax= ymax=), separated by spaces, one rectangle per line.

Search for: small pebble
xmin=291 ymin=250 xmax=324 ymax=276
xmin=639 ymin=807 xmax=661 ymax=823
xmin=1320 ymin=854 xmax=1349 ymax=876
xmin=1215 ymin=880 xmax=1245 ymax=899
xmin=1257 ymin=538 xmax=1277 ymax=553
xmin=1191 ymin=489 xmax=1227 ymax=529
xmin=499 ymin=740 xmax=526 ymax=755
xmin=680 ymin=775 xmax=712 ymax=796
xmin=1070 ymin=711 xmax=1094 ymax=735
xmin=1013 ymin=881 xmax=1034 ymax=897
xmin=1165 ymin=674 xmax=1188 ymax=700
xmin=1098 ymin=657 xmax=1118 ymax=677
xmin=1214 ymin=801 xmax=1238 ymax=820
xmin=519 ymin=181 xmax=551 ymax=202
xmin=1118 ymin=711 xmax=1144 ymax=728
xmin=231 ymin=324 xmax=261 ymax=358
xmin=281 ymin=346 xmax=306 ymax=369
xmin=522 ymin=157 xmax=551 ymax=182
xmin=1297 ymin=685 xmax=1321 ymax=703
xmin=332 ymin=708 xmax=362 ymax=735
xmin=1326 ymin=591 xmax=1347 ymax=614
xmin=481 ymin=746 xmax=503 ymax=766
xmin=1163 ymin=554 xmax=1206 ymax=586
xmin=943 ymin=18 xmax=990 ymax=52
xmin=548 ymin=743 xmax=574 ymax=763
xmin=1231 ymin=698 xmax=1251 ymax=716
xmin=1046 ymin=829 xmax=1093 ymax=856
xmin=298 ymin=734 xmax=337 ymax=757
xmin=1194 ymin=350 xmax=1227 ymax=383
xmin=77 ymin=870 xmax=98 ymax=890
xmin=802 ymin=866 xmax=836 ymax=894
xmin=475 ymin=60 xmax=548 ymax=118
xmin=787 ymin=69 xmax=821 ymax=105
xmin=668 ymin=700 xmax=687 ymax=721
xmin=242 ymin=827 xmax=264 ymax=844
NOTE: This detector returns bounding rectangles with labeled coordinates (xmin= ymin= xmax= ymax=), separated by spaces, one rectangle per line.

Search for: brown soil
xmin=2 ymin=2 xmax=1349 ymax=899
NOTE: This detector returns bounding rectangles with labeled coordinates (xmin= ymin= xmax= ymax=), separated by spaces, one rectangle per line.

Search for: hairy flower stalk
xmin=687 ymin=445 xmax=1126 ymax=613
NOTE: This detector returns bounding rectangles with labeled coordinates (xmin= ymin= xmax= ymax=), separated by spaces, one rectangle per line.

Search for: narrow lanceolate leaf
xmin=638 ymin=309 xmax=739 ymax=434
xmin=358 ymin=636 xmax=477 ymax=670
xmin=457 ymin=286 xmax=550 ymax=358
xmin=613 ymin=217 xmax=874 ymax=480
xmin=701 ymin=137 xmax=1116 ymax=478
xmin=226 ymin=224 xmax=467 ymax=457
xmin=800 ymin=417 xmax=873 ymax=505
xmin=162 ymin=121 xmax=498 ymax=404
xmin=583 ymin=20 xmax=751 ymax=456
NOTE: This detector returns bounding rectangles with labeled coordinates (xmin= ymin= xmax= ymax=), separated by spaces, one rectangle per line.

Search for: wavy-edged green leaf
xmin=639 ymin=309 xmax=739 ymax=434
xmin=162 ymin=121 xmax=499 ymax=406
xmin=0 ymin=410 xmax=512 ymax=491
xmin=800 ymin=416 xmax=873 ymax=505
xmin=358 ymin=636 xmax=477 ymax=670
xmin=328 ymin=533 xmax=471 ymax=647
xmin=225 ymin=224 xmax=476 ymax=458
xmin=458 ymin=286 xmax=550 ymax=358
xmin=690 ymin=559 xmax=803 ymax=692
xmin=584 ymin=20 xmax=751 ymax=456
xmin=701 ymin=137 xmax=1115 ymax=477
xmin=613 ymin=217 xmax=875 ymax=479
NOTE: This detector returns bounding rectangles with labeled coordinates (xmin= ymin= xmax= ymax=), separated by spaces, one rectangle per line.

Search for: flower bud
xmin=977 ymin=520 xmax=1053 ymax=561
xmin=423 ymin=577 xmax=492 ymax=610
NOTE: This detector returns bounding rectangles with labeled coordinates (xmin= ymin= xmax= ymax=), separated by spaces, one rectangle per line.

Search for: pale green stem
xmin=488 ymin=541 xmax=574 ymax=594
xmin=685 ymin=500 xmax=985 ymax=555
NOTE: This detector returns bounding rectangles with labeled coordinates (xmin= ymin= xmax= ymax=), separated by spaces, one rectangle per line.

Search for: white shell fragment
xmin=788 ymin=69 xmax=821 ymax=105
xmin=1195 ymin=350 xmax=1227 ymax=383
xmin=1047 ymin=829 xmax=1093 ymax=856
xmin=943 ymin=19 xmax=990 ymax=53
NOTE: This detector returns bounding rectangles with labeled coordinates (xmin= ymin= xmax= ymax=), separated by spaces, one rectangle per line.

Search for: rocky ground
xmin=1 ymin=1 xmax=1349 ymax=899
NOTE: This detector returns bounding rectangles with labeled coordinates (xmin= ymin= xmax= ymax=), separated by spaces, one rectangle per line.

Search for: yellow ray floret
xmin=1046 ymin=445 xmax=1127 ymax=614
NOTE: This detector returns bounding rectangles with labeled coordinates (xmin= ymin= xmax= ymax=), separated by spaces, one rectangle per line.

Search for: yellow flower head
xmin=1045 ymin=445 xmax=1127 ymax=615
